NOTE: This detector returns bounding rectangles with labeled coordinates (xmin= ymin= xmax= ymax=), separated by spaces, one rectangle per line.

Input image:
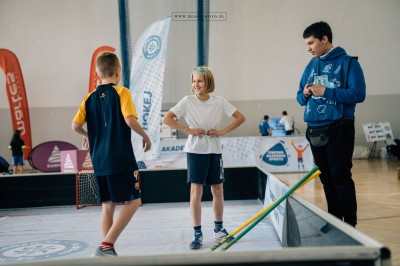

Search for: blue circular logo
xmin=143 ymin=35 xmax=161 ymax=59
xmin=0 ymin=240 xmax=88 ymax=262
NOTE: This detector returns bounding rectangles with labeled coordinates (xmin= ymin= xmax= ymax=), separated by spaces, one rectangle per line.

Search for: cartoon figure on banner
xmin=291 ymin=138 xmax=309 ymax=171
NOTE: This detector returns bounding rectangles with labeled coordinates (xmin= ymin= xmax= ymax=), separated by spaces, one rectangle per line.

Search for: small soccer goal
xmin=75 ymin=168 xmax=100 ymax=209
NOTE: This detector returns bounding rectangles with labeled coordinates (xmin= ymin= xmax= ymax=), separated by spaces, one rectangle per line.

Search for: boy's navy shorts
xmin=187 ymin=153 xmax=224 ymax=185
xmin=96 ymin=171 xmax=141 ymax=203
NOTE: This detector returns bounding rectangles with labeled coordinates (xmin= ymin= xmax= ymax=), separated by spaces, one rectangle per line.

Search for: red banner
xmin=0 ymin=49 xmax=32 ymax=159
xmin=88 ymin=46 xmax=116 ymax=93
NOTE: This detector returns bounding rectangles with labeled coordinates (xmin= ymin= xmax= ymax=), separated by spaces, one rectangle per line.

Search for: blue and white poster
xmin=256 ymin=137 xmax=313 ymax=173
xmin=137 ymin=136 xmax=313 ymax=172
xmin=130 ymin=17 xmax=171 ymax=160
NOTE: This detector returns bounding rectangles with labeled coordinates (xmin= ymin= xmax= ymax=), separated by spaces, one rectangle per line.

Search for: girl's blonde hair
xmin=191 ymin=66 xmax=215 ymax=93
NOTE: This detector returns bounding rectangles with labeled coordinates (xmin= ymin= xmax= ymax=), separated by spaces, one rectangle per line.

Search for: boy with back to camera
xmin=163 ymin=66 xmax=245 ymax=249
xmin=72 ymin=52 xmax=152 ymax=257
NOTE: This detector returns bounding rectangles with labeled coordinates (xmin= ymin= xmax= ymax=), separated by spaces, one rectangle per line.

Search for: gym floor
xmin=0 ymin=200 xmax=279 ymax=263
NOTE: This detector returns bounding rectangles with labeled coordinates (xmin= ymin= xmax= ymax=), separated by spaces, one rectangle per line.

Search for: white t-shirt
xmin=169 ymin=94 xmax=237 ymax=154
xmin=279 ymin=115 xmax=294 ymax=131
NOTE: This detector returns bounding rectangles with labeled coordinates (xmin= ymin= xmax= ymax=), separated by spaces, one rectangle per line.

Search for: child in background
xmin=163 ymin=66 xmax=245 ymax=249
xmin=9 ymin=130 xmax=25 ymax=174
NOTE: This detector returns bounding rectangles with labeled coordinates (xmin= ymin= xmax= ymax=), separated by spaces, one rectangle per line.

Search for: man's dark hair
xmin=303 ymin=21 xmax=333 ymax=43
xmin=263 ymin=115 xmax=269 ymax=120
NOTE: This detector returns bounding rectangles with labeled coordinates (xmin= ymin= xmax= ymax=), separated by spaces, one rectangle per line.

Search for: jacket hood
xmin=320 ymin=46 xmax=347 ymax=61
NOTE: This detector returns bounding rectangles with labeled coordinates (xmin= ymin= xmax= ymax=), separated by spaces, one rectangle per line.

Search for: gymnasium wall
xmin=1 ymin=0 xmax=399 ymax=165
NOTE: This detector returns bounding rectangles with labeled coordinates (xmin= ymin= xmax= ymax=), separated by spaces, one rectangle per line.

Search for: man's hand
xmin=309 ymin=83 xmax=326 ymax=97
xmin=303 ymin=82 xmax=313 ymax=98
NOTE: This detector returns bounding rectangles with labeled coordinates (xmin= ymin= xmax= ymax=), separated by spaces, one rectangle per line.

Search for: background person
xmin=296 ymin=21 xmax=366 ymax=227
xmin=8 ymin=130 xmax=25 ymax=174
xmin=258 ymin=115 xmax=272 ymax=136
xmin=72 ymin=52 xmax=152 ymax=256
xmin=279 ymin=111 xmax=294 ymax=135
xmin=163 ymin=66 xmax=245 ymax=249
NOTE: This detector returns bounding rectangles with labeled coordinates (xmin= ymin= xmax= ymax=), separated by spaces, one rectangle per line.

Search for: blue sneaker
xmin=214 ymin=227 xmax=234 ymax=241
xmin=190 ymin=232 xmax=203 ymax=249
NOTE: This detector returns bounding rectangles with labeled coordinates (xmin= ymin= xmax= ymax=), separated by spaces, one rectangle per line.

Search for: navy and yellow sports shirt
xmin=73 ymin=83 xmax=139 ymax=175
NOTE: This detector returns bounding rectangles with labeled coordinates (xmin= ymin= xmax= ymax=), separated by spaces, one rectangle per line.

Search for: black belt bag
xmin=307 ymin=124 xmax=331 ymax=147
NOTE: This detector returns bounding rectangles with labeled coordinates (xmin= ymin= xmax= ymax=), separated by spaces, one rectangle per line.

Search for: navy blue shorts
xmin=187 ymin=153 xmax=224 ymax=185
xmin=96 ymin=171 xmax=141 ymax=203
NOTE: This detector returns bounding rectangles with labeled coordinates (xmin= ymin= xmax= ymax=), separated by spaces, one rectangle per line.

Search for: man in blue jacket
xmin=296 ymin=21 xmax=366 ymax=227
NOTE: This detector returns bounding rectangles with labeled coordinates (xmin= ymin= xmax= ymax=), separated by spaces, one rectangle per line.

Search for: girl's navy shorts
xmin=187 ymin=153 xmax=224 ymax=185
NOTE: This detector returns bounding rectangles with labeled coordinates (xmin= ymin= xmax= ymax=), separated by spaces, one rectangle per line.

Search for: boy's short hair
xmin=191 ymin=66 xmax=215 ymax=93
xmin=303 ymin=21 xmax=333 ymax=43
xmin=263 ymin=115 xmax=269 ymax=120
xmin=96 ymin=52 xmax=121 ymax=79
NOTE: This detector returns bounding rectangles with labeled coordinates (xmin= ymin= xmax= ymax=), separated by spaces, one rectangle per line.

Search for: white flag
xmin=130 ymin=17 xmax=171 ymax=160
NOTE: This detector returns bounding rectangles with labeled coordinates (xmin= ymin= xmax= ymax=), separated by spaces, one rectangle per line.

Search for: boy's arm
xmin=297 ymin=61 xmax=313 ymax=106
xmin=72 ymin=121 xmax=88 ymax=138
xmin=124 ymin=115 xmax=152 ymax=152
xmin=72 ymin=121 xmax=89 ymax=149
xmin=323 ymin=58 xmax=366 ymax=104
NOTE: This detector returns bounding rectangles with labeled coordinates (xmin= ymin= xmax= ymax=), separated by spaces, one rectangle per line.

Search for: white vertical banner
xmin=130 ymin=17 xmax=171 ymax=160
xmin=264 ymin=172 xmax=288 ymax=241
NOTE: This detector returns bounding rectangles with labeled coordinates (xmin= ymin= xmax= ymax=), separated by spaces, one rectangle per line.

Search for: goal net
xmin=75 ymin=168 xmax=100 ymax=209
